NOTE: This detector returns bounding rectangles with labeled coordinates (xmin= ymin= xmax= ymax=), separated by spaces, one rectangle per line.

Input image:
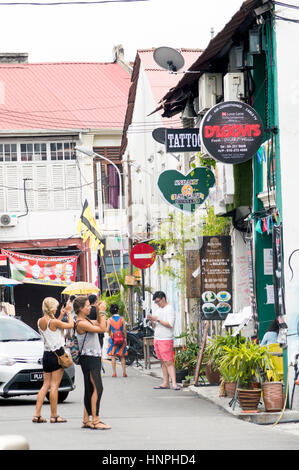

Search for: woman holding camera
xmin=33 ymin=297 xmax=74 ymax=424
xmin=74 ymin=296 xmax=111 ymax=430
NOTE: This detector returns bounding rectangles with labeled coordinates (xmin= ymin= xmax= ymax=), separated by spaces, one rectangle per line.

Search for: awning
xmin=153 ymin=0 xmax=261 ymax=118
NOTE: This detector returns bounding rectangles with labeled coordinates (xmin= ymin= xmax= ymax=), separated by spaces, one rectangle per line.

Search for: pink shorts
xmin=154 ymin=339 xmax=174 ymax=362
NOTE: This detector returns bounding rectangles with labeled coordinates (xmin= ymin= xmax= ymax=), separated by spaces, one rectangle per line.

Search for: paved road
xmin=1 ymin=359 xmax=299 ymax=452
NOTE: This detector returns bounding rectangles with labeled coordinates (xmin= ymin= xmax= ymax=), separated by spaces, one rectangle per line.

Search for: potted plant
xmin=219 ymin=340 xmax=276 ymax=411
xmin=174 ymin=325 xmax=199 ymax=382
xmin=174 ymin=349 xmax=189 ymax=383
xmin=204 ymin=334 xmax=245 ymax=386
xmin=262 ymin=343 xmax=284 ymax=412
xmin=218 ymin=362 xmax=239 ymax=397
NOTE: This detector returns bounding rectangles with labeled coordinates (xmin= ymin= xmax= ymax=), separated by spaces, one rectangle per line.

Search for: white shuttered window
xmin=0 ymin=162 xmax=81 ymax=212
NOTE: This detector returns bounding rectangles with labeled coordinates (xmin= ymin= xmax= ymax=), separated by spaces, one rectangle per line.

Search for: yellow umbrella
xmin=61 ymin=281 xmax=100 ymax=295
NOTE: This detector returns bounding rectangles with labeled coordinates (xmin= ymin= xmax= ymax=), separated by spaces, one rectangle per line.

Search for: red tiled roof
xmin=0 ymin=62 xmax=131 ymax=131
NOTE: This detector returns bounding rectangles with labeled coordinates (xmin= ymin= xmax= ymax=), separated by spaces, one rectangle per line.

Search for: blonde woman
xmin=74 ymin=296 xmax=111 ymax=430
xmin=32 ymin=297 xmax=74 ymax=424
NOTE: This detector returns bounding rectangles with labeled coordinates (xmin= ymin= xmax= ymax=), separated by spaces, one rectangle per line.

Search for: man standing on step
xmin=147 ymin=291 xmax=180 ymax=391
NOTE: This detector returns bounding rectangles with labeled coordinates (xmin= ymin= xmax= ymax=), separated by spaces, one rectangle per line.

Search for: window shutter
xmin=65 ymin=163 xmax=80 ymax=209
xmin=0 ymin=166 xmax=5 ymax=212
xmin=6 ymin=165 xmax=19 ymax=211
xmin=35 ymin=164 xmax=49 ymax=210
xmin=51 ymin=164 xmax=65 ymax=209
xmin=21 ymin=165 xmax=34 ymax=211
xmin=96 ymin=161 xmax=103 ymax=222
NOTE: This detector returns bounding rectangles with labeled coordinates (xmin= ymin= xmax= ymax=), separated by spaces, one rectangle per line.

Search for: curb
xmin=136 ymin=361 xmax=299 ymax=425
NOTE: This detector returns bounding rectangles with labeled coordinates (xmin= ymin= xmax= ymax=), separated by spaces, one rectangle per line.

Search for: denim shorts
xmin=42 ymin=346 xmax=64 ymax=373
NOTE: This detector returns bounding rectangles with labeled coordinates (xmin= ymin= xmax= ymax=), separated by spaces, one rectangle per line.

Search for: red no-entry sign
xmin=130 ymin=243 xmax=156 ymax=270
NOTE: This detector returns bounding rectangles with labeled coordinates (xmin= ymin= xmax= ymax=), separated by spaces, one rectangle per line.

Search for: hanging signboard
xmin=200 ymin=236 xmax=232 ymax=320
xmin=166 ymin=128 xmax=201 ymax=153
xmin=157 ymin=167 xmax=215 ymax=213
xmin=2 ymin=249 xmax=78 ymax=287
xmin=200 ymin=101 xmax=264 ymax=164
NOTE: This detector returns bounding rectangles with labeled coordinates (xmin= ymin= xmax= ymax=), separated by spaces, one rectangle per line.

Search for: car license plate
xmin=30 ymin=372 xmax=44 ymax=382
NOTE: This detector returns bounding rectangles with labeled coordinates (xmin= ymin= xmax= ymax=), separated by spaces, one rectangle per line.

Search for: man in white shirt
xmin=147 ymin=291 xmax=180 ymax=390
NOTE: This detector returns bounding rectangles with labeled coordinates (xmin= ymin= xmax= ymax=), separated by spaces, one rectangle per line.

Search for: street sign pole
xmin=142 ymin=269 xmax=145 ymax=319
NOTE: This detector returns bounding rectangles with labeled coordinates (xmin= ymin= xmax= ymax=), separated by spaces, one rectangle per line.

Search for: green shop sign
xmin=157 ymin=167 xmax=215 ymax=213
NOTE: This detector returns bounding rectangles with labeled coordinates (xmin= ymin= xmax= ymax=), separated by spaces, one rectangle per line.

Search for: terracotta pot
xmin=262 ymin=382 xmax=284 ymax=412
xmin=237 ymin=388 xmax=262 ymax=411
xmin=205 ymin=363 xmax=221 ymax=385
xmin=224 ymin=381 xmax=237 ymax=397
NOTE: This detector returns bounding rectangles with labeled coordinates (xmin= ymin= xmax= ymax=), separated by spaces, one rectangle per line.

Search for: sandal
xmin=32 ymin=416 xmax=47 ymax=423
xmin=81 ymin=420 xmax=93 ymax=429
xmin=50 ymin=416 xmax=67 ymax=423
xmin=91 ymin=419 xmax=111 ymax=430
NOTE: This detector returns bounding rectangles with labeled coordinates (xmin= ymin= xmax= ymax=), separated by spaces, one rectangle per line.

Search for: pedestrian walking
xmin=107 ymin=304 xmax=128 ymax=377
xmin=147 ymin=291 xmax=180 ymax=391
xmin=74 ymin=295 xmax=111 ymax=430
xmin=32 ymin=297 xmax=74 ymax=424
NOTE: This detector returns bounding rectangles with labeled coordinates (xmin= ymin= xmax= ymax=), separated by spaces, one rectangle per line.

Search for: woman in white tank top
xmin=32 ymin=297 xmax=74 ymax=424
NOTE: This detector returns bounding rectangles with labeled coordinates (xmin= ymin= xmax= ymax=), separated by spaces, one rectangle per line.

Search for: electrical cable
xmin=0 ymin=0 xmax=148 ymax=5
xmin=274 ymin=13 xmax=299 ymax=22
xmin=273 ymin=1 xmax=299 ymax=10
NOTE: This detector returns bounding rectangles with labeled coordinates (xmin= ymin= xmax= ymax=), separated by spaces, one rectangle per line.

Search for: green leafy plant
xmin=219 ymin=340 xmax=277 ymax=389
xmin=174 ymin=324 xmax=199 ymax=374
xmin=204 ymin=334 xmax=245 ymax=369
xmin=100 ymin=291 xmax=125 ymax=319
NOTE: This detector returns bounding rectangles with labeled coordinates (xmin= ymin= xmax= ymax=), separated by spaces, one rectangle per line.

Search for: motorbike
xmin=125 ymin=318 xmax=157 ymax=366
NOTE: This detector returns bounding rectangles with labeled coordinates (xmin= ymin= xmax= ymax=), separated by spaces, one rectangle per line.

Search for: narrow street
xmin=1 ymin=359 xmax=299 ymax=453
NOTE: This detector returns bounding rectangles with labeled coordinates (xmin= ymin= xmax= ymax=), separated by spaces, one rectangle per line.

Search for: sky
xmin=0 ymin=0 xmax=245 ymax=64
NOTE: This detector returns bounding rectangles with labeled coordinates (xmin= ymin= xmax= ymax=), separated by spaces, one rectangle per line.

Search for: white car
xmin=0 ymin=314 xmax=75 ymax=402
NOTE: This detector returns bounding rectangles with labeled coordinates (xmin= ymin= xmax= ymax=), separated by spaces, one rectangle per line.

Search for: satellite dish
xmin=152 ymin=127 xmax=166 ymax=144
xmin=153 ymin=47 xmax=185 ymax=72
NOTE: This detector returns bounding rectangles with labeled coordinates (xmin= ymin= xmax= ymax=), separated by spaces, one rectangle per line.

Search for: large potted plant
xmin=262 ymin=343 xmax=284 ymax=412
xmin=204 ymin=334 xmax=245 ymax=386
xmin=219 ymin=340 xmax=276 ymax=411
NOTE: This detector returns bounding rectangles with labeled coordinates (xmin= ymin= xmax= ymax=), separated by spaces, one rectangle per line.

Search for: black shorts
xmin=42 ymin=347 xmax=64 ymax=373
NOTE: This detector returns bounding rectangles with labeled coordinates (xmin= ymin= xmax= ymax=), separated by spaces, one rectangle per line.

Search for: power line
xmin=0 ymin=0 xmax=148 ymax=5
xmin=274 ymin=13 xmax=299 ymax=22
xmin=0 ymin=109 xmax=181 ymax=128
xmin=274 ymin=1 xmax=299 ymax=10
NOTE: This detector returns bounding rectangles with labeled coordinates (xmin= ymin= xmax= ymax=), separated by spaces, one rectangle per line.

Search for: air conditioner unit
xmin=0 ymin=213 xmax=18 ymax=227
xmin=223 ymin=72 xmax=245 ymax=101
xmin=198 ymin=73 xmax=223 ymax=114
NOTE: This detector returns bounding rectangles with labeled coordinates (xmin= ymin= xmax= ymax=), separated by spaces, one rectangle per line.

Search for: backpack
xmin=65 ymin=322 xmax=87 ymax=365
xmin=113 ymin=329 xmax=125 ymax=346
